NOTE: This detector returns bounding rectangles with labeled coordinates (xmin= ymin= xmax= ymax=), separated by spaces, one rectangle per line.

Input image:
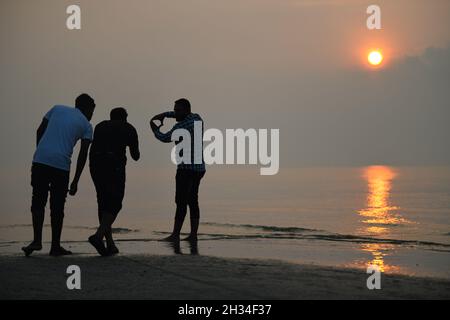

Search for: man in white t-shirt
xmin=22 ymin=94 xmax=96 ymax=257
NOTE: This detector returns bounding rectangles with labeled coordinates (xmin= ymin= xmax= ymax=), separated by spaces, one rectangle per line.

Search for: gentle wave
xmin=199 ymin=222 xmax=450 ymax=250
xmin=1 ymin=222 xmax=449 ymax=251
xmin=202 ymin=222 xmax=322 ymax=233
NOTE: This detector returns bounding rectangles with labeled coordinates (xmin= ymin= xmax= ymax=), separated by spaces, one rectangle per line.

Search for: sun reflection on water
xmin=357 ymin=166 xmax=409 ymax=273
xmin=358 ymin=166 xmax=406 ymax=229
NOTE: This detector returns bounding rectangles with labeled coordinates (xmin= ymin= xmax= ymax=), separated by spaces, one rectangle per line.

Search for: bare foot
xmin=182 ymin=235 xmax=198 ymax=242
xmin=88 ymin=235 xmax=108 ymax=256
xmin=22 ymin=242 xmax=42 ymax=257
xmin=49 ymin=246 xmax=72 ymax=257
xmin=159 ymin=234 xmax=180 ymax=242
xmin=107 ymin=244 xmax=119 ymax=255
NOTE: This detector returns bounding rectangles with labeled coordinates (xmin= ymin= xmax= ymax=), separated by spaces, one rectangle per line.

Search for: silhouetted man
xmin=88 ymin=107 xmax=140 ymax=256
xmin=22 ymin=94 xmax=95 ymax=256
xmin=150 ymin=98 xmax=206 ymax=242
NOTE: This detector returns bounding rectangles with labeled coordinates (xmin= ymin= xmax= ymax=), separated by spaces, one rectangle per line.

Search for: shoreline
xmin=1 ymin=253 xmax=449 ymax=299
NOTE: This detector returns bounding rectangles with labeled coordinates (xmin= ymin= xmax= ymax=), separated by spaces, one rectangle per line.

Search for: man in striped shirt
xmin=150 ymin=98 xmax=206 ymax=242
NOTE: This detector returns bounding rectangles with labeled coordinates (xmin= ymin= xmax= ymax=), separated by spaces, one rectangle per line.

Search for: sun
xmin=368 ymin=50 xmax=383 ymax=66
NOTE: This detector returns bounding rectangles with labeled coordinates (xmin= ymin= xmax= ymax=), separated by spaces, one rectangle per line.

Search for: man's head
xmin=110 ymin=107 xmax=128 ymax=122
xmin=174 ymin=98 xmax=191 ymax=122
xmin=75 ymin=93 xmax=95 ymax=121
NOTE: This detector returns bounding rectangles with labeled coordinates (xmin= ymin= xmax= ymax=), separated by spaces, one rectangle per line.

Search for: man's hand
xmin=69 ymin=180 xmax=78 ymax=196
xmin=150 ymin=115 xmax=164 ymax=132
xmin=150 ymin=120 xmax=163 ymax=132
xmin=152 ymin=113 xmax=166 ymax=122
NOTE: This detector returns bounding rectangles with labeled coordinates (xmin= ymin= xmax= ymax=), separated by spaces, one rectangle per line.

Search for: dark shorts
xmin=175 ymin=170 xmax=205 ymax=205
xmin=90 ymin=163 xmax=126 ymax=217
xmin=31 ymin=162 xmax=70 ymax=217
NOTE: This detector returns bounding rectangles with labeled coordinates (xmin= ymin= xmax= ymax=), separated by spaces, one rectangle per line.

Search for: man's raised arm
xmin=149 ymin=112 xmax=177 ymax=143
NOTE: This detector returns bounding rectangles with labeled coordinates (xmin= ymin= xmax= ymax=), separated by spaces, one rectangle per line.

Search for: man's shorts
xmin=90 ymin=163 xmax=126 ymax=216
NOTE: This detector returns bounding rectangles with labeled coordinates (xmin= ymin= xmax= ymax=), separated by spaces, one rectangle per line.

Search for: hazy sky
xmin=1 ymin=0 xmax=450 ymax=170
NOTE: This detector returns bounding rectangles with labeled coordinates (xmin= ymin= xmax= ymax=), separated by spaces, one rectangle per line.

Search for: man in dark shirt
xmin=88 ymin=107 xmax=140 ymax=256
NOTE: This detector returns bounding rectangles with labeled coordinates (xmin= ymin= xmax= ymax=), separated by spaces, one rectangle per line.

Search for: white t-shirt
xmin=33 ymin=105 xmax=93 ymax=171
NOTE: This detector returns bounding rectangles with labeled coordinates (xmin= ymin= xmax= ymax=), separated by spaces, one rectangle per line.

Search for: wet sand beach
xmin=1 ymin=253 xmax=449 ymax=300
